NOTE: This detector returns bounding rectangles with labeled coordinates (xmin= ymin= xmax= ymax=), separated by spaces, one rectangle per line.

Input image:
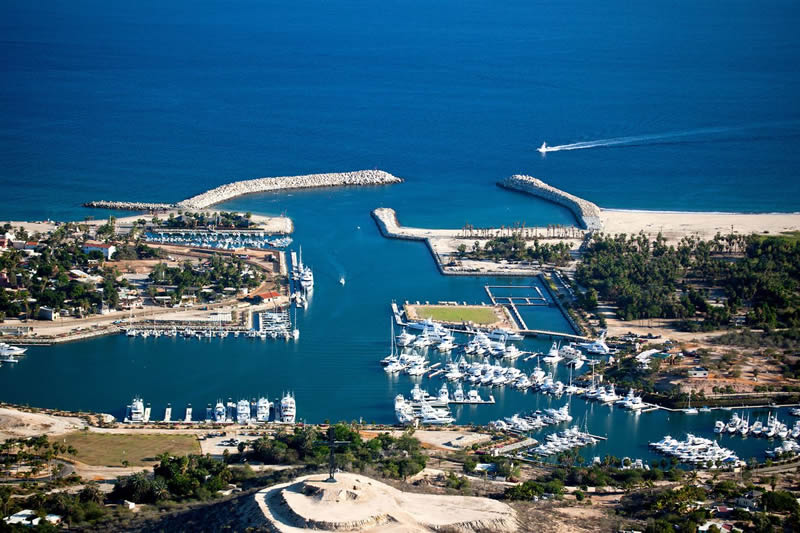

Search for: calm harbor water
xmin=2 ymin=0 xmax=800 ymax=462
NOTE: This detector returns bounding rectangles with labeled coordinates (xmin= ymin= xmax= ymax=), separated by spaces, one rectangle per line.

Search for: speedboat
xmin=537 ymin=141 xmax=549 ymax=154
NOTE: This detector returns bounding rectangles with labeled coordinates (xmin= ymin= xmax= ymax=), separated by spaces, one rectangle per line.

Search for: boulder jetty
xmin=178 ymin=170 xmax=402 ymax=209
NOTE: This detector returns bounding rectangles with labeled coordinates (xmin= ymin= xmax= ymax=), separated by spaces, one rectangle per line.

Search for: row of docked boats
xmin=126 ymin=327 xmax=244 ymax=339
xmin=766 ymin=439 xmax=800 ymax=458
xmin=290 ymin=247 xmax=314 ymax=308
xmin=395 ymin=395 xmax=455 ymax=426
xmin=530 ymin=427 xmax=599 ymax=457
xmin=714 ymin=412 xmax=800 ymax=439
xmin=649 ymin=434 xmax=743 ymax=469
xmin=396 ymin=320 xmax=528 ymax=359
xmin=208 ymin=393 xmax=296 ymax=424
xmin=123 ymin=393 xmax=297 ymax=425
xmin=393 ymin=383 xmax=495 ymax=425
xmin=145 ymin=231 xmax=292 ymax=250
xmin=489 ymin=404 xmax=573 ymax=433
xmin=0 ymin=342 xmax=27 ymax=366
xmin=257 ymin=310 xmax=299 ymax=341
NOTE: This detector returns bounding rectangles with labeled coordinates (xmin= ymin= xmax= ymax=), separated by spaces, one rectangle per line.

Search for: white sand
xmin=256 ymin=472 xmax=517 ymax=532
xmin=599 ymin=209 xmax=800 ymax=244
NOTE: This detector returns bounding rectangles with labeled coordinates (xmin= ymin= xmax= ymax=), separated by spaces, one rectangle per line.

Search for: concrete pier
xmin=184 ymin=405 xmax=193 ymax=423
xmin=163 ymin=405 xmax=172 ymax=423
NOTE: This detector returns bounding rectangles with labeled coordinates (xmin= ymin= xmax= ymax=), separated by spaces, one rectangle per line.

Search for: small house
xmin=689 ymin=367 xmax=709 ymax=378
xmin=82 ymin=241 xmax=116 ymax=259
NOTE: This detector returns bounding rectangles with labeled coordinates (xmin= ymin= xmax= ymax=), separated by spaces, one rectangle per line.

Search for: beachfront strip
xmin=178 ymin=169 xmax=402 ymax=209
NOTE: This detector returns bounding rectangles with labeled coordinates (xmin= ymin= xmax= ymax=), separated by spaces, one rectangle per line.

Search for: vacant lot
xmin=63 ymin=432 xmax=200 ymax=467
xmin=411 ymin=305 xmax=500 ymax=325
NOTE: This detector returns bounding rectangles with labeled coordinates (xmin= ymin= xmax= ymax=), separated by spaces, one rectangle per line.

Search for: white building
xmin=82 ymin=242 xmax=116 ymax=259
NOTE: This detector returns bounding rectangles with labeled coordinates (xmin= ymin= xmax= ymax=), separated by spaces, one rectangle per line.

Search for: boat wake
xmin=537 ymin=123 xmax=797 ymax=154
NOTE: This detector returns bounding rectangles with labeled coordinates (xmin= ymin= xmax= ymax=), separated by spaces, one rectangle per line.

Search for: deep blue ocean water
xmin=2 ymin=0 xmax=800 ymax=462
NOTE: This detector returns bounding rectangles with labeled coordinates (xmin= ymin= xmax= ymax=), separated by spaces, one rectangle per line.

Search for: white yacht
xmin=256 ymin=397 xmax=272 ymax=422
xmin=0 ymin=343 xmax=26 ymax=356
xmin=542 ymin=342 xmax=563 ymax=364
xmin=395 ymin=328 xmax=416 ymax=347
xmin=279 ymin=392 xmax=296 ymax=423
xmin=236 ymin=399 xmax=251 ymax=425
xmin=395 ymin=395 xmax=416 ymax=425
xmin=125 ymin=396 xmax=145 ymax=424
xmin=577 ymin=330 xmax=614 ymax=355
xmin=214 ymin=401 xmax=227 ymax=423
xmin=487 ymin=328 xmax=524 ymax=341
xmin=419 ymin=402 xmax=455 ymax=425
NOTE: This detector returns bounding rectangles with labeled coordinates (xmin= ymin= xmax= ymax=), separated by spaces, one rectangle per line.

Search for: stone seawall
xmin=371 ymin=208 xmax=447 ymax=275
xmin=179 ymin=170 xmax=403 ymax=209
xmin=83 ymin=200 xmax=175 ymax=211
xmin=498 ymin=175 xmax=603 ymax=231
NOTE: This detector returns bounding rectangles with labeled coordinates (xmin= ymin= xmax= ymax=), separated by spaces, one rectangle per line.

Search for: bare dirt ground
xmin=0 ymin=407 xmax=86 ymax=440
xmin=360 ymin=428 xmax=493 ymax=451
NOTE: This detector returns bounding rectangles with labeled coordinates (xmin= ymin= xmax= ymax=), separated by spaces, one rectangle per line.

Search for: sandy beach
xmin=599 ymin=208 xmax=800 ymax=244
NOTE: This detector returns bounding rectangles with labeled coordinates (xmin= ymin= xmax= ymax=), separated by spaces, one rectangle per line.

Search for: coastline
xmin=495 ymin=175 xmax=800 ymax=244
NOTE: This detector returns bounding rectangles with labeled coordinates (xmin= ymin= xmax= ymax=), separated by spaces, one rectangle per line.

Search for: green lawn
xmin=62 ymin=432 xmax=201 ymax=467
xmin=412 ymin=305 xmax=499 ymax=325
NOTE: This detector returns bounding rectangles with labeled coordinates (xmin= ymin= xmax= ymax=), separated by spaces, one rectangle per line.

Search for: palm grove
xmin=576 ymin=232 xmax=800 ymax=332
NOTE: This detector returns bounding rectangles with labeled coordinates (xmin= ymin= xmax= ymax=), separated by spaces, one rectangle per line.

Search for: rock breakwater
xmin=178 ymin=170 xmax=402 ymax=209
xmin=499 ymin=175 xmax=603 ymax=231
xmin=83 ymin=200 xmax=175 ymax=211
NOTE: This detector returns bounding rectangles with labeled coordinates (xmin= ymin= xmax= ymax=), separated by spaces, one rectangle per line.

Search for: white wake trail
xmin=541 ymin=125 xmax=739 ymax=153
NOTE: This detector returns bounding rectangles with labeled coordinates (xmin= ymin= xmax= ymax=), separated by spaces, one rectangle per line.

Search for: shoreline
xmin=601 ymin=207 xmax=800 ymax=216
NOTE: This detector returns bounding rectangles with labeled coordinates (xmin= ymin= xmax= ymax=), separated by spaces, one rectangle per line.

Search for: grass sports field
xmin=411 ymin=305 xmax=499 ymax=325
xmin=63 ymin=432 xmax=201 ymax=466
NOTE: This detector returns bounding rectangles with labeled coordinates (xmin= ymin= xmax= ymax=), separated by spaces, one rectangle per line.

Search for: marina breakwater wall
xmin=178 ymin=170 xmax=403 ymax=209
xmin=371 ymin=207 xmax=447 ymax=275
xmin=83 ymin=200 xmax=175 ymax=211
xmin=498 ymin=175 xmax=603 ymax=232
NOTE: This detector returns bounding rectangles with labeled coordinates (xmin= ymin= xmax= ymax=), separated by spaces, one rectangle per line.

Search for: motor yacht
xmin=279 ymin=392 xmax=296 ymax=423
xmin=542 ymin=342 xmax=563 ymax=364
xmin=0 ymin=343 xmax=27 ymax=356
xmin=236 ymin=399 xmax=251 ymax=425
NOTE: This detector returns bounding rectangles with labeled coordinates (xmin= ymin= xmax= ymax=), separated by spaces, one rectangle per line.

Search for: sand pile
xmin=255 ymin=473 xmax=517 ymax=532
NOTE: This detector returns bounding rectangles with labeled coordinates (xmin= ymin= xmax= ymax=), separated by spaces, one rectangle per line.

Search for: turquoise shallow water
xmin=2 ymin=0 xmax=800 ymax=462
